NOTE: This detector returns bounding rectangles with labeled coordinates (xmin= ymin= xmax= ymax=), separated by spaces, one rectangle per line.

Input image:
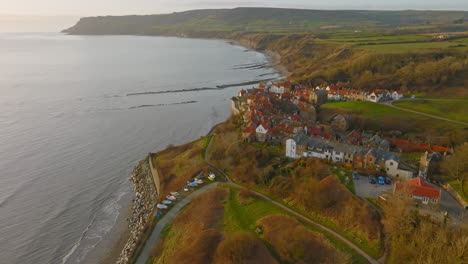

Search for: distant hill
xmin=63 ymin=7 xmax=468 ymax=36
xmin=63 ymin=8 xmax=468 ymax=95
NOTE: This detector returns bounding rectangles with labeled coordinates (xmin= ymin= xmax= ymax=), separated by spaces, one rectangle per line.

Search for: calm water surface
xmin=0 ymin=33 xmax=279 ymax=264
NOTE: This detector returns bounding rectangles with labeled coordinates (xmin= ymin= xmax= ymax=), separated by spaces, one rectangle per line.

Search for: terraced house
xmin=286 ymin=132 xmax=414 ymax=179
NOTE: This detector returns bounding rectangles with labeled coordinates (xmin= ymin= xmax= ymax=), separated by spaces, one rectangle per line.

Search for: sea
xmin=0 ymin=33 xmax=280 ymax=264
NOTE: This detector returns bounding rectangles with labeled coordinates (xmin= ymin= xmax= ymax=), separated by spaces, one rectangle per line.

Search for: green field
xmin=354 ymin=41 xmax=468 ymax=52
xmin=224 ymin=187 xmax=368 ymax=264
xmin=328 ymin=34 xmax=431 ymax=44
xmin=393 ymin=99 xmax=468 ymax=123
xmin=321 ymin=101 xmax=465 ymax=131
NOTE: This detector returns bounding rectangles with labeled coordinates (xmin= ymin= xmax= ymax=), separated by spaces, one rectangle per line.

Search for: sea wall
xmin=148 ymin=153 xmax=162 ymax=197
xmin=116 ymin=156 xmax=158 ymax=264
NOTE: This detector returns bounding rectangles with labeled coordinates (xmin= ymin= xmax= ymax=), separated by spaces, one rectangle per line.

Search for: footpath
xmin=135 ymin=183 xmax=219 ymax=264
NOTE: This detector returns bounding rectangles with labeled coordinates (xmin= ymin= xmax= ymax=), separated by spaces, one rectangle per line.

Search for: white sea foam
xmin=63 ymin=191 xmax=128 ymax=264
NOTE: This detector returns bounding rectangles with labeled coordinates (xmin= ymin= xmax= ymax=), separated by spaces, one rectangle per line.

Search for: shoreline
xmin=225 ymin=39 xmax=291 ymax=78
xmin=101 ymin=38 xmax=287 ymax=264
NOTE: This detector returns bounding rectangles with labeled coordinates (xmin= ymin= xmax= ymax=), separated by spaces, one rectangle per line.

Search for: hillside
xmin=63 ymin=7 xmax=468 ymax=94
xmin=63 ymin=8 xmax=468 ymax=36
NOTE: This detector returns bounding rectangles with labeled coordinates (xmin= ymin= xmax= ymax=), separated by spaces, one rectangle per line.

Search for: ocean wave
xmin=62 ymin=216 xmax=95 ymax=264
xmin=62 ymin=191 xmax=128 ymax=264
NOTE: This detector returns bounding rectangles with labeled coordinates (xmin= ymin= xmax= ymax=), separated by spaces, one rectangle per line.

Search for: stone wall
xmin=148 ymin=153 xmax=162 ymax=197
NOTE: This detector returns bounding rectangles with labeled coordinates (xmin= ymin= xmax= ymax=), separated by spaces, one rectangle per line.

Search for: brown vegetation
xmin=153 ymin=188 xmax=282 ymax=264
xmin=210 ymin=118 xmax=382 ymax=243
xmin=152 ymin=188 xmax=228 ymax=264
xmin=153 ymin=139 xmax=210 ymax=197
xmin=258 ymin=215 xmax=350 ymax=264
xmin=238 ymin=33 xmax=468 ymax=93
xmin=381 ymin=195 xmax=467 ymax=264
xmin=293 ymin=175 xmax=381 ymax=241
xmin=213 ymin=232 xmax=278 ymax=264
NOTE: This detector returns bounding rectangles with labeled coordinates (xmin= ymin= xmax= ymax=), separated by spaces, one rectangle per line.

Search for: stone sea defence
xmin=116 ymin=156 xmax=158 ymax=264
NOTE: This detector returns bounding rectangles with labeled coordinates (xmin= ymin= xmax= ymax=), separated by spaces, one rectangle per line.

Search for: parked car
xmin=378 ymin=176 xmax=385 ymax=185
xmin=385 ymin=177 xmax=392 ymax=185
xmin=369 ymin=175 xmax=377 ymax=184
xmin=352 ymin=172 xmax=360 ymax=180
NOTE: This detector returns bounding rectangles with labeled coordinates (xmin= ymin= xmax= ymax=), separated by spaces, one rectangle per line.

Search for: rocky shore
xmin=116 ymin=157 xmax=158 ymax=264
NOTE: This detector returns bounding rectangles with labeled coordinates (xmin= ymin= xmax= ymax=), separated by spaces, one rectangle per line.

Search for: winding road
xmin=204 ymin=135 xmax=381 ymax=264
xmin=136 ymin=134 xmax=382 ymax=264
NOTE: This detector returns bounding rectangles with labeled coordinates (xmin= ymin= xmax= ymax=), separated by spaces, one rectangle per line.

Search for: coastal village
xmin=115 ymin=80 xmax=466 ymax=264
xmin=232 ymin=81 xmax=454 ymax=207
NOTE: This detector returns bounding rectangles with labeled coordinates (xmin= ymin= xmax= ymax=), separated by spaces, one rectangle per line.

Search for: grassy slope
xmin=64 ymin=8 xmax=468 ymax=35
xmin=208 ymin=119 xmax=383 ymax=258
xmin=223 ymin=187 xmax=368 ymax=264
xmin=321 ymin=101 xmax=465 ymax=131
xmin=153 ymin=137 xmax=210 ymax=197
xmin=393 ymin=99 xmax=468 ymax=123
xmin=152 ymin=186 xmax=368 ymax=264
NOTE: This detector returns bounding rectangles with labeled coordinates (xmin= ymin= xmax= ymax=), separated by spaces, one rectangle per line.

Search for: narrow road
xmin=205 ymin=133 xmax=381 ymax=263
xmin=135 ymin=182 xmax=219 ymax=264
xmin=138 ymin=133 xmax=380 ymax=263
xmin=381 ymin=100 xmax=468 ymax=126
xmin=224 ymin=180 xmax=381 ymax=264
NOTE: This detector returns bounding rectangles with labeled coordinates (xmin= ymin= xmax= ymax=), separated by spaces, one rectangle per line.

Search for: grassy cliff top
xmin=63 ymin=7 xmax=468 ymax=36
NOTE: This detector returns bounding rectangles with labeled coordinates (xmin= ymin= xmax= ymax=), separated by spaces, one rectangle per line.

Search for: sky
xmin=1 ymin=0 xmax=467 ymax=32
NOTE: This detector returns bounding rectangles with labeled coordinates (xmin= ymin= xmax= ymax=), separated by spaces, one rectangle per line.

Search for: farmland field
xmin=393 ymin=99 xmax=468 ymax=123
xmin=353 ymin=41 xmax=468 ymax=52
xmin=320 ymin=101 xmax=465 ymax=132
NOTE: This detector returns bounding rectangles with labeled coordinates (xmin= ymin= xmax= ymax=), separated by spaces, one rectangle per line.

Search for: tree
xmin=441 ymin=143 xmax=468 ymax=184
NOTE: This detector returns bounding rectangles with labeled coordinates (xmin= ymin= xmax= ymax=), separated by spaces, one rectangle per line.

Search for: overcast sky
xmin=1 ymin=0 xmax=467 ymax=32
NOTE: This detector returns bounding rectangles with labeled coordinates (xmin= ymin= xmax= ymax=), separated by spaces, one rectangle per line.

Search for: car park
xmin=368 ymin=175 xmax=377 ymax=184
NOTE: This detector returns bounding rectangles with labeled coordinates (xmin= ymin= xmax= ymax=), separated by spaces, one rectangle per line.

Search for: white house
xmin=385 ymin=158 xmax=413 ymax=179
xmin=392 ymin=91 xmax=404 ymax=100
xmin=286 ymin=139 xmax=297 ymax=159
xmin=368 ymin=92 xmax=382 ymax=103
xmin=332 ymin=149 xmax=344 ymax=162
xmin=256 ymin=124 xmax=269 ymax=142
xmin=270 ymin=84 xmax=285 ymax=94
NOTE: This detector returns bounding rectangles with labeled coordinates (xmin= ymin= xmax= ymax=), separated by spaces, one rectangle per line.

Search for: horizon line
xmin=2 ymin=6 xmax=468 ymax=18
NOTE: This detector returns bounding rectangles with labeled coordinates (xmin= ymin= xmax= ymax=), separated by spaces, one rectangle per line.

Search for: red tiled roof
xmin=395 ymin=178 xmax=441 ymax=199
xmin=242 ymin=127 xmax=256 ymax=134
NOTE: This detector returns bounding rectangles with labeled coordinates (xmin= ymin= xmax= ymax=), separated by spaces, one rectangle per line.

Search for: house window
xmin=390 ymin=162 xmax=394 ymax=166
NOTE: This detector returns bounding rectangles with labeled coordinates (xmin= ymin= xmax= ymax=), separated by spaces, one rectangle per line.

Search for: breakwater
xmin=116 ymin=156 xmax=158 ymax=264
